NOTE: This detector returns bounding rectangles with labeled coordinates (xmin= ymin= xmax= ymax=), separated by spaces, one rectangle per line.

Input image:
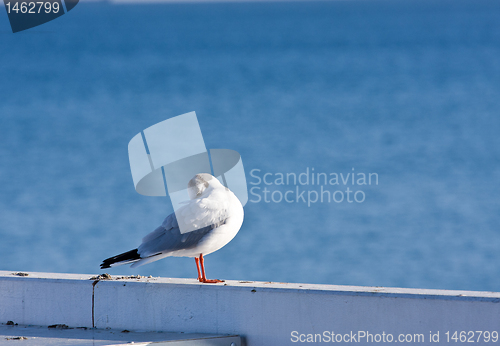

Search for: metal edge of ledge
xmin=0 ymin=324 xmax=241 ymax=346
xmin=1 ymin=270 xmax=499 ymax=303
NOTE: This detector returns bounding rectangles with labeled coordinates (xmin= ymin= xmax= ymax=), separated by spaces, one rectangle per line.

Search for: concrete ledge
xmin=1 ymin=271 xmax=500 ymax=345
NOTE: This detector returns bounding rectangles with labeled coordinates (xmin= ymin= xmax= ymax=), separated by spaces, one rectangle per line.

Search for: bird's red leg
xmin=199 ymin=253 xmax=224 ymax=283
xmin=195 ymin=257 xmax=202 ymax=282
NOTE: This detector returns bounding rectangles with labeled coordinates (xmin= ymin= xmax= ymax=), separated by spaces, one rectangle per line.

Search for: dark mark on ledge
xmin=48 ymin=324 xmax=69 ymax=329
xmin=89 ymin=274 xmax=155 ymax=281
xmin=89 ymin=273 xmax=112 ymax=281
xmin=5 ymin=336 xmax=28 ymax=340
xmin=12 ymin=273 xmax=29 ymax=277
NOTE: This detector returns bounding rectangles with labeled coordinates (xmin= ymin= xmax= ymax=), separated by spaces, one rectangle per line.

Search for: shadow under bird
xmin=100 ymin=173 xmax=244 ymax=283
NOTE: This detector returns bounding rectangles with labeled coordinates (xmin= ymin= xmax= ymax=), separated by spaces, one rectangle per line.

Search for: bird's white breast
xmin=170 ymin=189 xmax=244 ymax=257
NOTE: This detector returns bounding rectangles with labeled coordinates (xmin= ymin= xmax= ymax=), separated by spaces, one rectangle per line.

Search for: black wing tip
xmin=100 ymin=249 xmax=140 ymax=269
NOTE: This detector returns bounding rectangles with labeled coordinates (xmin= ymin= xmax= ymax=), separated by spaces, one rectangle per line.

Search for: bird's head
xmin=187 ymin=173 xmax=223 ymax=199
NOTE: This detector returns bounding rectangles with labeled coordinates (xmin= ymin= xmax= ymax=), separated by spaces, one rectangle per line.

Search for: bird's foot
xmin=198 ymin=278 xmax=225 ymax=283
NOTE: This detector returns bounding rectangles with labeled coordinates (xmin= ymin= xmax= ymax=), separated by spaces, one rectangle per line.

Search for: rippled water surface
xmin=1 ymin=0 xmax=499 ymax=291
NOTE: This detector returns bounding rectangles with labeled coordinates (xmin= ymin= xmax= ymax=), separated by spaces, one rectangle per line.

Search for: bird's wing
xmin=137 ymin=190 xmax=230 ymax=258
xmin=140 ymin=211 xmax=178 ymax=244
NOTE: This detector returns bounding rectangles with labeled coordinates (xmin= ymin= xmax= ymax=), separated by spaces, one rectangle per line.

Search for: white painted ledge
xmin=1 ymin=271 xmax=500 ymax=345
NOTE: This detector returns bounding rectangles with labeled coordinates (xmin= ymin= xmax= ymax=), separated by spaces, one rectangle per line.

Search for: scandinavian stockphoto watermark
xmin=249 ymin=168 xmax=378 ymax=207
xmin=290 ymin=330 xmax=499 ymax=343
xmin=128 ymin=112 xmax=248 ymax=234
xmin=3 ymin=0 xmax=79 ymax=33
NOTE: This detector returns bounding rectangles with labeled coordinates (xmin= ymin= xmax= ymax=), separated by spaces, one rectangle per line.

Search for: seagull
xmin=100 ymin=173 xmax=244 ymax=283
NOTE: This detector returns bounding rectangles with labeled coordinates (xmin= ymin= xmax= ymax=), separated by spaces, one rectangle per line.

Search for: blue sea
xmin=1 ymin=0 xmax=499 ymax=292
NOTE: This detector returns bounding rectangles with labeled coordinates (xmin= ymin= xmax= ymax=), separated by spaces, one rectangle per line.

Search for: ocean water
xmin=1 ymin=0 xmax=500 ymax=291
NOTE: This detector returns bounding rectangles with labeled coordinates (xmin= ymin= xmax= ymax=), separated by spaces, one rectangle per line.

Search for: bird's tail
xmin=100 ymin=249 xmax=141 ymax=269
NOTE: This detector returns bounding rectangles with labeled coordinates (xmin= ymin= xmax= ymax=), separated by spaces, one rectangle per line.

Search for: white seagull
xmin=100 ymin=173 xmax=244 ymax=283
